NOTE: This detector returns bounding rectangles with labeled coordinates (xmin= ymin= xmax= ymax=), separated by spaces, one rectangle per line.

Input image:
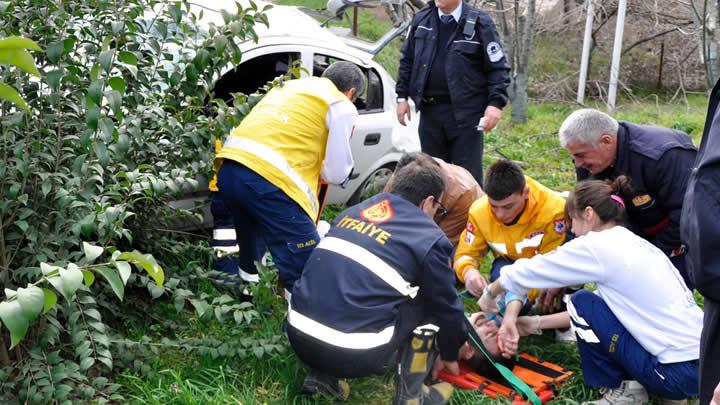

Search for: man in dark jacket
xmin=395 ymin=0 xmax=510 ymax=184
xmin=287 ymin=162 xmax=468 ymax=404
xmin=681 ymin=79 xmax=720 ymax=405
xmin=559 ymin=108 xmax=697 ymax=289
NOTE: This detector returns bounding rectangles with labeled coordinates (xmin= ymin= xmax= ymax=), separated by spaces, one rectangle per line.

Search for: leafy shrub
xmin=0 ymin=0 xmax=288 ymax=402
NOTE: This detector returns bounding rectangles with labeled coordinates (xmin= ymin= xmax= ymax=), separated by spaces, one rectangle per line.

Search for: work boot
xmin=581 ymin=381 xmax=649 ymax=404
xmin=392 ymin=324 xmax=452 ymax=405
xmin=302 ymin=368 xmax=350 ymax=401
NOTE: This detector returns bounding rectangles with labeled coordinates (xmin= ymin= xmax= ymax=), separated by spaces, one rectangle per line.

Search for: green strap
xmin=463 ymin=317 xmax=542 ymax=405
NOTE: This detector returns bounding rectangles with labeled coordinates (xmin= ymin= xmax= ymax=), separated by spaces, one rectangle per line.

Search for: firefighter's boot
xmin=392 ymin=325 xmax=454 ymax=405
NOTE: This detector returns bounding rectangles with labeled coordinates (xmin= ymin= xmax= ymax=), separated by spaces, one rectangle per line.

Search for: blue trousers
xmin=216 ymin=161 xmax=319 ymax=292
xmin=569 ymin=290 xmax=699 ymax=399
xmin=419 ymin=103 xmax=484 ymax=185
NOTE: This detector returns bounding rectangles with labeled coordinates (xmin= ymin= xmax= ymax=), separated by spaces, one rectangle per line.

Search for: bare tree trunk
xmin=510 ymin=0 xmax=536 ymax=123
xmin=692 ymin=0 xmax=720 ymax=87
xmin=494 ymin=0 xmax=515 ymax=99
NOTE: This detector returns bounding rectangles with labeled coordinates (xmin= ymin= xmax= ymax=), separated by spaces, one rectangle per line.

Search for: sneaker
xmin=302 ymin=369 xmax=350 ymax=401
xmin=555 ymin=328 xmax=577 ymax=343
xmin=581 ymin=380 xmax=649 ymax=404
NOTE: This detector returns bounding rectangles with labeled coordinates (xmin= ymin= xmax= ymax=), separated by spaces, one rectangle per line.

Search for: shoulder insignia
xmin=360 ymin=199 xmax=394 ymax=223
xmin=466 ymin=221 xmax=475 ymax=234
xmin=554 ymin=219 xmax=567 ymax=234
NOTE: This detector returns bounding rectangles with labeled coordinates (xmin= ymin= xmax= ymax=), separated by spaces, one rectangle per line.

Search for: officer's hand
xmin=498 ymin=318 xmax=520 ymax=359
xmin=537 ymin=287 xmax=565 ymax=314
xmin=711 ymin=381 xmax=720 ymax=405
xmin=464 ymin=269 xmax=487 ymax=297
xmin=432 ymin=357 xmax=460 ymax=380
xmin=482 ymin=106 xmax=502 ymax=132
xmin=397 ymin=100 xmax=411 ymax=126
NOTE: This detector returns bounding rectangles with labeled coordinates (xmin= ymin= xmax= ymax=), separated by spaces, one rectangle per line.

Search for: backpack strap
xmin=463 ymin=9 xmax=479 ymax=37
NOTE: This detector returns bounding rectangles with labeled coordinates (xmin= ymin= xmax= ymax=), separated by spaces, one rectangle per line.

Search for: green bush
xmin=0 ymin=1 xmax=288 ymax=402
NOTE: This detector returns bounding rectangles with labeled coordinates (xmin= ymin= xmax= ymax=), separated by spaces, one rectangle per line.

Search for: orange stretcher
xmin=439 ymin=353 xmax=573 ymax=404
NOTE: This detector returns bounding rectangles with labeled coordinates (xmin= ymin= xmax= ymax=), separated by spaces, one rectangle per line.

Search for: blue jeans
xmin=569 ymin=290 xmax=699 ymax=399
xmin=217 ymin=161 xmax=319 ymax=293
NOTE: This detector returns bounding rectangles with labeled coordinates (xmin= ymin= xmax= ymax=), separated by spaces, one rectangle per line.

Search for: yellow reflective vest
xmin=215 ymin=77 xmax=347 ymax=219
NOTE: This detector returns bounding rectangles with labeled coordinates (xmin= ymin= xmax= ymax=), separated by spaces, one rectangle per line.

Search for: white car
xmin=195 ymin=0 xmax=421 ymax=206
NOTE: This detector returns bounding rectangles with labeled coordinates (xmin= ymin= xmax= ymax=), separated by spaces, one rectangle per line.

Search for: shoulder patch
xmin=554 ymin=219 xmax=567 ymax=234
xmin=465 ymin=232 xmax=475 ymax=244
xmin=466 ymin=221 xmax=475 ymax=234
xmin=360 ymin=199 xmax=394 ymax=223
xmin=632 ymin=194 xmax=652 ymax=207
xmin=487 ymin=41 xmax=504 ymax=62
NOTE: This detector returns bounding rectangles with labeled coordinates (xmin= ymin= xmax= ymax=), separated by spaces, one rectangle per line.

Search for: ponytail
xmin=565 ymin=175 xmax=634 ymax=225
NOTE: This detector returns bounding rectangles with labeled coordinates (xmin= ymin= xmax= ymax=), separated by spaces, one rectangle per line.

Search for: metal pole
xmin=607 ymin=0 xmax=626 ymax=112
xmin=577 ymin=0 xmax=594 ymax=105
xmin=352 ymin=8 xmax=358 ymax=37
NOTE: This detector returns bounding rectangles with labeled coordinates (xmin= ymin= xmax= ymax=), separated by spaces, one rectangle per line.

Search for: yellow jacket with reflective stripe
xmin=215 ymin=77 xmax=347 ymax=218
xmin=454 ymin=176 xmax=568 ymax=282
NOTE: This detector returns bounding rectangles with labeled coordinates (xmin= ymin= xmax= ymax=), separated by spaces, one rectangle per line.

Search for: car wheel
xmin=348 ymin=163 xmax=396 ymax=205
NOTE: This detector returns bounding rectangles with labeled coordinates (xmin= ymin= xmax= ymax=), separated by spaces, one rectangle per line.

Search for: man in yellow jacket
xmin=214 ymin=61 xmax=365 ymax=298
xmin=454 ymin=160 xmax=568 ymax=304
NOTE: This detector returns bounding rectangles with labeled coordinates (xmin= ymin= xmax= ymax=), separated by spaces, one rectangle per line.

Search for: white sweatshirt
xmin=498 ymin=225 xmax=702 ymax=364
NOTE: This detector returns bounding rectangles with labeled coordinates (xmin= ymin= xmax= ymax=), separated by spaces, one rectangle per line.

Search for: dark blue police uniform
xmin=396 ymin=1 xmax=510 ymax=184
xmin=577 ymin=122 xmax=697 ymax=288
xmin=287 ymin=192 xmax=467 ymax=378
xmin=681 ymin=78 xmax=720 ymax=405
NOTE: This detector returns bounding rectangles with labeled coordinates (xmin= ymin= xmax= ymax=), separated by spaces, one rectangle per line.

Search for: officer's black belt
xmin=422 ymin=95 xmax=451 ymax=105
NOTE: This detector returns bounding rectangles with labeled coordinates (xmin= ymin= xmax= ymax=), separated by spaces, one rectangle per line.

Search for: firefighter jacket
xmin=577 ymin=122 xmax=697 ymax=255
xmin=681 ymin=78 xmax=720 ymax=301
xmin=215 ymin=77 xmax=347 ymax=219
xmin=289 ymin=192 xmax=468 ymax=361
xmin=454 ymin=176 xmax=567 ymax=283
xmin=396 ymin=1 xmax=510 ymax=126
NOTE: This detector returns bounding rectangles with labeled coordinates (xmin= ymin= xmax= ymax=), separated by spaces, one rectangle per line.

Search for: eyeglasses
xmin=435 ymin=201 xmax=448 ymax=219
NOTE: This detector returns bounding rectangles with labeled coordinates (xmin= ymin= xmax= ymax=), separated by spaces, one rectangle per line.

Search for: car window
xmin=312 ymin=54 xmax=383 ymax=114
xmin=212 ymin=52 xmax=301 ymax=104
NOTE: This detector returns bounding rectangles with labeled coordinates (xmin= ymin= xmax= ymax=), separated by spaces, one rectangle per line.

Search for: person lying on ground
xmin=478 ymin=175 xmax=702 ymax=405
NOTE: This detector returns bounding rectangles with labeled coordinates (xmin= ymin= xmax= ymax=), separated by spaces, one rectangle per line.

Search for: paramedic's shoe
xmin=422 ymin=382 xmax=454 ymax=405
xmin=302 ymin=369 xmax=350 ymax=401
xmin=554 ymin=328 xmax=577 ymax=342
xmin=392 ymin=324 xmax=439 ymax=405
xmin=581 ymin=380 xmax=649 ymax=404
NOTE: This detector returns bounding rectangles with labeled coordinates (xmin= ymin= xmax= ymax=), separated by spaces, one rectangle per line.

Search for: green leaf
xmin=220 ymin=9 xmax=232 ymax=24
xmin=108 ymin=77 xmax=126 ymax=94
xmin=93 ymin=142 xmax=110 ymax=167
xmin=0 ymin=36 xmax=41 ymax=51
xmin=0 ymin=82 xmax=29 ymax=111
xmin=81 ymin=270 xmax=95 ymax=288
xmin=99 ymin=118 xmax=114 ymax=142
xmin=93 ymin=266 xmax=124 ymax=301
xmin=107 ymin=90 xmax=121 ymax=118
xmin=113 ymin=261 xmax=131 ymax=285
xmin=0 ymin=48 xmax=41 ymax=76
xmin=189 ymin=299 xmax=210 ymax=318
xmin=46 ymin=264 xmax=83 ymax=301
xmin=117 ymin=250 xmax=164 ymax=287
xmin=0 ymin=301 xmax=29 ymax=348
xmin=82 ymin=242 xmax=104 ymax=263
xmin=79 ymin=357 xmax=95 ymax=372
xmin=117 ymin=51 xmax=137 ymax=66
xmin=98 ymin=50 xmax=114 ymax=72
xmin=85 ymin=105 xmax=100 ymax=130
xmin=46 ymin=41 xmax=64 ymax=64
xmin=42 ymin=289 xmax=57 ymax=314
xmin=17 ymin=285 xmax=44 ymax=320
xmin=87 ymin=79 xmax=103 ymax=106
xmin=147 ymin=283 xmax=164 ymax=299
xmin=46 ymin=69 xmax=64 ymax=89
xmin=90 ymin=63 xmax=101 ymax=81
xmin=15 ymin=220 xmax=28 ymax=233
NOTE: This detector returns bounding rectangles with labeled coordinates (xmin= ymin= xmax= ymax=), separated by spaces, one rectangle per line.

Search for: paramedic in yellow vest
xmin=214 ymin=61 xmax=366 ymax=298
xmin=454 ymin=160 xmax=568 ymax=305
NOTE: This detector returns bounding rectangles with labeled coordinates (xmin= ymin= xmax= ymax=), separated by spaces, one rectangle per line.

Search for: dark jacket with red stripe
xmin=577 ymin=122 xmax=697 ymax=255
xmin=681 ymin=79 xmax=720 ymax=301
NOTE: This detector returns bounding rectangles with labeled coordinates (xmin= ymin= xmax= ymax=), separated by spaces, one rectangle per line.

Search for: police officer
xmin=214 ymin=62 xmax=365 ymax=297
xmin=681 ymin=78 xmax=720 ymax=405
xmin=396 ymin=0 xmax=510 ymax=185
xmin=287 ymin=162 xmax=468 ymax=404
xmin=559 ymin=108 xmax=697 ymax=289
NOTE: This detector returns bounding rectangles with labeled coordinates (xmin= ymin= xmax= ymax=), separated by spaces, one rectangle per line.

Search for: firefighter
xmin=287 ymin=162 xmax=468 ymax=404
xmin=213 ymin=62 xmax=364 ymax=297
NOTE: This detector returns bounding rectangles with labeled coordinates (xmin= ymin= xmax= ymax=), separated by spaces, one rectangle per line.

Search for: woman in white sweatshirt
xmin=479 ymin=176 xmax=702 ymax=405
